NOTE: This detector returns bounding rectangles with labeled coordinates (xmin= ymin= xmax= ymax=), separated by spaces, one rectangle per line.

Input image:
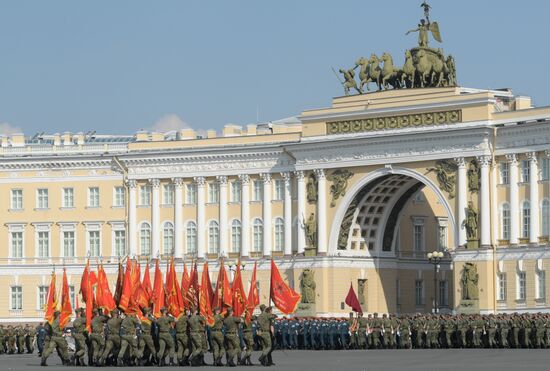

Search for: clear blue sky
xmin=0 ymin=0 xmax=547 ymax=135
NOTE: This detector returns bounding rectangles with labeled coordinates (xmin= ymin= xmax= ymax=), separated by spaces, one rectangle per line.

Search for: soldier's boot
xmin=40 ymin=357 xmax=47 ymax=367
xmin=237 ymin=355 xmax=243 ymax=365
xmin=201 ymin=354 xmax=207 ymax=365
xmin=116 ymin=358 xmax=124 ymax=367
xmin=267 ymin=354 xmax=275 ymax=366
xmin=70 ymin=355 xmax=76 ymax=366
xmin=79 ymin=356 xmax=87 ymax=367
xmin=169 ymin=357 xmax=176 ymax=366
xmin=227 ymin=357 xmax=237 ymax=367
xmin=259 ymin=355 xmax=265 ymax=366
xmin=246 ymin=355 xmax=253 ymax=366
xmin=159 ymin=357 xmax=166 ymax=367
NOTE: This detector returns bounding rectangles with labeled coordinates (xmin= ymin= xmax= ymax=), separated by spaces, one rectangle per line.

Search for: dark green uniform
xmin=6 ymin=326 xmax=16 ymax=354
xmin=210 ymin=314 xmax=225 ymax=364
xmin=41 ymin=319 xmax=69 ymax=365
xmin=257 ymin=311 xmax=276 ymax=365
xmin=137 ymin=317 xmax=156 ymax=362
xmin=242 ymin=318 xmax=255 ymax=364
xmin=223 ymin=315 xmax=242 ymax=365
xmin=357 ymin=316 xmax=368 ymax=349
xmin=175 ymin=315 xmax=190 ymax=365
xmin=0 ymin=325 xmax=5 ymax=354
xmin=189 ymin=314 xmax=206 ymax=365
xmin=100 ymin=316 xmax=123 ymax=363
xmin=119 ymin=315 xmax=140 ymax=362
xmin=398 ymin=318 xmax=411 ymax=349
xmin=72 ymin=316 xmax=88 ymax=365
xmin=156 ymin=315 xmax=175 ymax=361
xmin=90 ymin=315 xmax=107 ymax=363
xmin=24 ymin=325 xmax=36 ymax=354
xmin=15 ymin=326 xmax=25 ymax=353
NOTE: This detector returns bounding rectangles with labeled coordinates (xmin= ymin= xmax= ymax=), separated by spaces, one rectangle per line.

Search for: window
xmin=11 ymin=232 xmax=23 ymax=258
xmin=37 ymin=231 xmax=49 ymax=258
xmin=37 ymin=189 xmax=48 ymax=209
xmin=208 ymin=183 xmax=219 ymax=203
xmin=542 ymin=199 xmax=550 ymax=237
xmin=63 ymin=188 xmax=74 ymax=208
xmin=497 ymin=273 xmax=507 ymax=301
xmin=88 ymin=187 xmax=100 ymax=207
xmin=231 ymin=181 xmax=241 ymax=203
xmin=439 ymin=280 xmax=448 ymax=307
xmin=274 ymin=217 xmax=284 ymax=251
xmin=114 ymin=187 xmax=125 ymax=207
xmin=541 ymin=157 xmax=550 ymax=181
xmin=140 ymin=185 xmax=151 ymax=206
xmin=163 ymin=222 xmax=174 ymax=255
xmin=253 ymin=180 xmax=263 ymax=201
xmin=274 ymin=179 xmax=284 ymax=201
xmin=501 ymin=203 xmax=510 ymax=240
xmin=63 ymin=231 xmax=75 ymax=257
xmin=38 ymin=286 xmax=48 ymax=310
xmin=186 ymin=221 xmax=197 ymax=253
xmin=231 ymin=220 xmax=242 ymax=253
xmin=437 ymin=225 xmax=447 ymax=251
xmin=208 ymin=221 xmax=220 ymax=253
xmin=517 ymin=271 xmax=526 ymax=301
xmin=140 ymin=223 xmax=151 ymax=256
xmin=521 ymin=160 xmax=530 ymax=183
xmin=88 ymin=231 xmax=100 ymax=257
xmin=186 ymin=184 xmax=197 ymax=204
xmin=163 ymin=184 xmax=174 ymax=205
xmin=521 ymin=201 xmax=530 ymax=239
xmin=11 ymin=189 xmax=23 ymax=210
xmin=536 ymin=270 xmax=546 ymax=300
xmin=253 ymin=218 xmax=263 ymax=252
xmin=413 ymin=224 xmax=424 ymax=252
xmin=114 ymin=230 xmax=126 ymax=257
xmin=415 ymin=280 xmax=424 ymax=306
xmin=11 ymin=286 xmax=22 ymax=310
xmin=500 ymin=162 xmax=509 ymax=184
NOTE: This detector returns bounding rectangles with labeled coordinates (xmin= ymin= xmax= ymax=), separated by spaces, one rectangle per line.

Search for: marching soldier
xmin=89 ymin=309 xmax=108 ymax=365
xmin=71 ymin=308 xmax=88 ymax=366
xmin=175 ymin=308 xmax=190 ymax=366
xmin=223 ymin=307 xmax=243 ymax=367
xmin=257 ymin=305 xmax=276 ymax=367
xmin=40 ymin=311 xmax=70 ymax=366
xmin=356 ymin=312 xmax=368 ymax=349
xmin=118 ymin=312 xmax=140 ymax=366
xmin=6 ymin=325 xmax=16 ymax=354
xmin=98 ymin=310 xmax=123 ymax=366
xmin=241 ymin=315 xmax=256 ymax=365
xmin=210 ymin=307 xmax=225 ymax=366
xmin=25 ymin=324 xmax=36 ymax=354
xmin=188 ymin=307 xmax=206 ymax=366
xmin=137 ymin=307 xmax=157 ymax=365
xmin=155 ymin=308 xmax=176 ymax=366
xmin=0 ymin=325 xmax=5 ymax=354
xmin=398 ymin=315 xmax=412 ymax=349
xmin=348 ymin=313 xmax=358 ymax=349
xmin=16 ymin=325 xmax=25 ymax=354
xmin=369 ymin=313 xmax=383 ymax=349
xmin=35 ymin=322 xmax=46 ymax=357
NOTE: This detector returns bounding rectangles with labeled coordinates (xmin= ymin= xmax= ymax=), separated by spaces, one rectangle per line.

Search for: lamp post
xmin=227 ymin=261 xmax=246 ymax=279
xmin=427 ymin=251 xmax=444 ymax=314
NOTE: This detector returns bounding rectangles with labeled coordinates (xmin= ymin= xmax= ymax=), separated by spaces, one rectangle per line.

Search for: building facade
xmin=0 ymin=86 xmax=549 ymax=323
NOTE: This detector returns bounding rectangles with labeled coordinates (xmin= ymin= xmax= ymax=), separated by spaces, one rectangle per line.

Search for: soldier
xmin=369 ymin=313 xmax=383 ymax=349
xmin=118 ymin=312 xmax=140 ymax=366
xmin=89 ymin=309 xmax=108 ymax=365
xmin=497 ymin=314 xmax=510 ymax=348
xmin=137 ymin=308 xmax=157 ymax=365
xmin=442 ymin=315 xmax=455 ymax=348
xmin=257 ymin=305 xmax=276 ymax=367
xmin=486 ymin=314 xmax=497 ymax=348
xmin=210 ymin=307 xmax=225 ymax=366
xmin=521 ymin=314 xmax=532 ymax=348
xmin=289 ymin=318 xmax=299 ymax=349
xmin=35 ymin=322 xmax=46 ymax=357
xmin=398 ymin=315 xmax=412 ymax=349
xmin=0 ymin=325 xmax=5 ymax=354
xmin=16 ymin=325 xmax=25 ymax=354
xmin=25 ymin=324 xmax=36 ymax=354
xmin=241 ymin=315 xmax=256 ymax=366
xmin=6 ymin=325 xmax=17 ymax=354
xmin=40 ymin=311 xmax=70 ymax=366
xmin=155 ymin=307 xmax=175 ymax=366
xmin=98 ymin=310 xmax=123 ymax=366
xmin=188 ymin=307 xmax=206 ymax=366
xmin=511 ymin=313 xmax=521 ymax=348
xmin=347 ymin=313 xmax=358 ymax=349
xmin=224 ymin=307 xmax=243 ymax=367
xmin=175 ymin=308 xmax=190 ymax=366
xmin=71 ymin=308 xmax=88 ymax=366
xmin=356 ymin=312 xmax=368 ymax=349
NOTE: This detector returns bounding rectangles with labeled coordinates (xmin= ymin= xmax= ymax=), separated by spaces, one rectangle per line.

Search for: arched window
xmin=231 ymin=220 xmax=242 ymax=253
xmin=208 ymin=221 xmax=220 ymax=254
xmin=186 ymin=221 xmax=197 ymax=254
xmin=500 ymin=203 xmax=510 ymax=240
xmin=140 ymin=222 xmax=151 ymax=256
xmin=522 ymin=200 xmax=530 ymax=239
xmin=542 ymin=199 xmax=550 ymax=237
xmin=253 ymin=218 xmax=263 ymax=252
xmin=274 ymin=217 xmax=284 ymax=251
xmin=163 ymin=222 xmax=174 ymax=255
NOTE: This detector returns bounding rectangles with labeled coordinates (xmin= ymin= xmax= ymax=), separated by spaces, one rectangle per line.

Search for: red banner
xmin=113 ymin=261 xmax=124 ymax=306
xmin=181 ymin=262 xmax=190 ymax=308
xmin=152 ymin=259 xmax=165 ymax=318
xmin=59 ymin=269 xmax=73 ymax=329
xmin=118 ymin=258 xmax=133 ymax=312
xmin=199 ymin=262 xmax=214 ymax=326
xmin=231 ymin=261 xmax=247 ymax=317
xmin=97 ymin=264 xmax=117 ymax=312
xmin=246 ymin=261 xmax=259 ymax=321
xmin=345 ymin=282 xmax=362 ymax=313
xmin=44 ymin=272 xmax=57 ymax=325
xmin=269 ymin=260 xmax=301 ymax=314
xmin=186 ymin=261 xmax=199 ymax=310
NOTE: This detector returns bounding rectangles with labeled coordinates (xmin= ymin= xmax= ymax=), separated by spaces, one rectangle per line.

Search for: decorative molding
xmin=126 ymin=179 xmax=137 ymax=189
xmin=476 ymin=155 xmax=491 ymax=167
xmin=171 ymin=177 xmax=183 ymax=187
xmin=194 ymin=176 xmax=206 ymax=187
xmin=238 ymin=174 xmax=250 ymax=185
xmin=216 ymin=175 xmax=228 ymax=185
xmin=454 ymin=157 xmax=466 ymax=168
xmin=280 ymin=172 xmax=292 ymax=183
xmin=526 ymin=151 xmax=538 ymax=163
xmin=260 ymin=173 xmax=272 ymax=184
xmin=505 ymin=153 xmax=518 ymax=165
xmin=314 ymin=169 xmax=326 ymax=180
xmin=149 ymin=178 xmax=160 ymax=188
xmin=294 ymin=170 xmax=305 ymax=181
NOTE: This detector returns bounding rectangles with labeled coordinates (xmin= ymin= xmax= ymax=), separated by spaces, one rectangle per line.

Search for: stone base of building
xmin=295 ymin=303 xmax=316 ymax=317
xmin=457 ymin=299 xmax=479 ymax=314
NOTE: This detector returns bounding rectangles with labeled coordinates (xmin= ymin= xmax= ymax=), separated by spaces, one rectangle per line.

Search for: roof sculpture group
xmin=335 ymin=1 xmax=457 ymax=95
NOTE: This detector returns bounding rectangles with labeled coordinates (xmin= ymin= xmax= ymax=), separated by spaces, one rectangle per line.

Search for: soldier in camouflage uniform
xmin=188 ymin=307 xmax=206 ymax=366
xmin=40 ymin=311 xmax=70 ymax=366
xmin=89 ymin=309 xmax=108 ymax=365
xmin=6 ymin=325 xmax=16 ymax=354
xmin=71 ymin=308 xmax=88 ymax=366
xmin=210 ymin=307 xmax=225 ymax=366
xmin=155 ymin=308 xmax=175 ymax=366
xmin=99 ymin=310 xmax=123 ymax=366
xmin=242 ymin=314 xmax=256 ymax=366
xmin=486 ymin=314 xmax=497 ymax=348
xmin=137 ymin=308 xmax=157 ymax=365
xmin=257 ymin=305 xmax=277 ymax=367
xmin=15 ymin=325 xmax=25 ymax=354
xmin=0 ymin=325 xmax=5 ymax=354
xmin=24 ymin=324 xmax=36 ymax=354
xmin=223 ymin=308 xmax=243 ymax=367
xmin=175 ymin=308 xmax=190 ymax=366
xmin=118 ymin=312 xmax=141 ymax=366
xmin=398 ymin=315 xmax=412 ymax=349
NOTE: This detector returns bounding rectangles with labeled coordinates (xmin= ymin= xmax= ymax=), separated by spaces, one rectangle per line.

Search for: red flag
xmin=59 ymin=269 xmax=73 ymax=329
xmin=97 ymin=264 xmax=117 ymax=312
xmin=269 ymin=259 xmax=301 ymax=314
xmin=181 ymin=262 xmax=190 ymax=308
xmin=126 ymin=261 xmax=142 ymax=315
xmin=118 ymin=258 xmax=133 ymax=312
xmin=80 ymin=259 xmax=91 ymax=303
xmin=212 ymin=260 xmax=232 ymax=314
xmin=152 ymin=259 xmax=165 ymax=318
xmin=81 ymin=262 xmax=94 ymax=332
xmin=231 ymin=261 xmax=247 ymax=317
xmin=199 ymin=262 xmax=214 ymax=326
xmin=186 ymin=261 xmax=199 ymax=310
xmin=246 ymin=262 xmax=259 ymax=321
xmin=166 ymin=258 xmax=183 ymax=318
xmin=44 ymin=272 xmax=57 ymax=325
xmin=113 ymin=261 xmax=124 ymax=305
xmin=345 ymin=282 xmax=362 ymax=313
xmin=142 ymin=262 xmax=153 ymax=305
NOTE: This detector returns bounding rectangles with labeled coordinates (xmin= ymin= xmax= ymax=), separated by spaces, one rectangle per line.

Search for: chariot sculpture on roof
xmin=336 ymin=1 xmax=457 ymax=95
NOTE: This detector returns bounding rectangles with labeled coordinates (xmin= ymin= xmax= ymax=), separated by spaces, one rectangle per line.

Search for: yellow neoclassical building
xmin=0 ymin=85 xmax=549 ymax=323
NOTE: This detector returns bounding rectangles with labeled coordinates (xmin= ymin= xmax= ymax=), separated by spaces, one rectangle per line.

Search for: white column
xmin=478 ymin=155 xmax=491 ymax=248
xmin=217 ymin=176 xmax=228 ymax=257
xmin=127 ymin=179 xmax=137 ymax=256
xmin=281 ymin=172 xmax=293 ymax=256
xmin=454 ymin=158 xmax=467 ymax=247
xmin=150 ymin=178 xmax=160 ymax=257
xmin=194 ymin=176 xmax=206 ymax=259
xmin=173 ymin=178 xmax=183 ymax=259
xmin=506 ymin=154 xmax=519 ymax=245
xmin=315 ymin=169 xmax=327 ymax=255
xmin=295 ymin=170 xmax=306 ymax=255
xmin=528 ymin=152 xmax=540 ymax=245
xmin=239 ymin=175 xmax=250 ymax=257
xmin=261 ymin=173 xmax=272 ymax=257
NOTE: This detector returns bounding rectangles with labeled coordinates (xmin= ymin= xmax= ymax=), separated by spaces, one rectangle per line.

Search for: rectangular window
xmin=37 ymin=188 xmax=49 ymax=209
xmin=88 ymin=231 xmax=100 ymax=257
xmin=521 ymin=160 xmax=530 ymax=183
xmin=517 ymin=271 xmax=526 ymax=301
xmin=163 ymin=184 xmax=174 ymax=205
xmin=114 ymin=230 xmax=126 ymax=257
xmin=253 ymin=180 xmax=263 ymax=201
xmin=38 ymin=285 xmax=48 ymax=310
xmin=63 ymin=231 xmax=75 ymax=257
xmin=88 ymin=187 xmax=100 ymax=207
xmin=439 ymin=280 xmax=448 ymax=307
xmin=541 ymin=157 xmax=550 ymax=181
xmin=415 ymin=279 xmax=424 ymax=306
xmin=230 ymin=181 xmax=241 ymax=203
xmin=437 ymin=225 xmax=447 ymax=251
xmin=208 ymin=182 xmax=219 ymax=203
xmin=186 ymin=184 xmax=197 ymax=204
xmin=11 ymin=231 xmax=23 ymax=258
xmin=11 ymin=189 xmax=23 ymax=210
xmin=500 ymin=162 xmax=509 ymax=184
xmin=274 ymin=179 xmax=284 ymax=201
xmin=11 ymin=286 xmax=22 ymax=310
xmin=502 ymin=206 xmax=510 ymax=240
xmin=497 ymin=273 xmax=507 ymax=301
xmin=62 ymin=187 xmax=74 ymax=208
xmin=37 ymin=231 xmax=49 ymax=258
xmin=536 ymin=270 xmax=546 ymax=300
xmin=413 ymin=225 xmax=424 ymax=252
xmin=114 ymin=187 xmax=125 ymax=207
xmin=140 ymin=185 xmax=151 ymax=206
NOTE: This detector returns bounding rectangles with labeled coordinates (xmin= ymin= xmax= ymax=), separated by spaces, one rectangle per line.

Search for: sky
xmin=0 ymin=0 xmax=547 ymax=136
